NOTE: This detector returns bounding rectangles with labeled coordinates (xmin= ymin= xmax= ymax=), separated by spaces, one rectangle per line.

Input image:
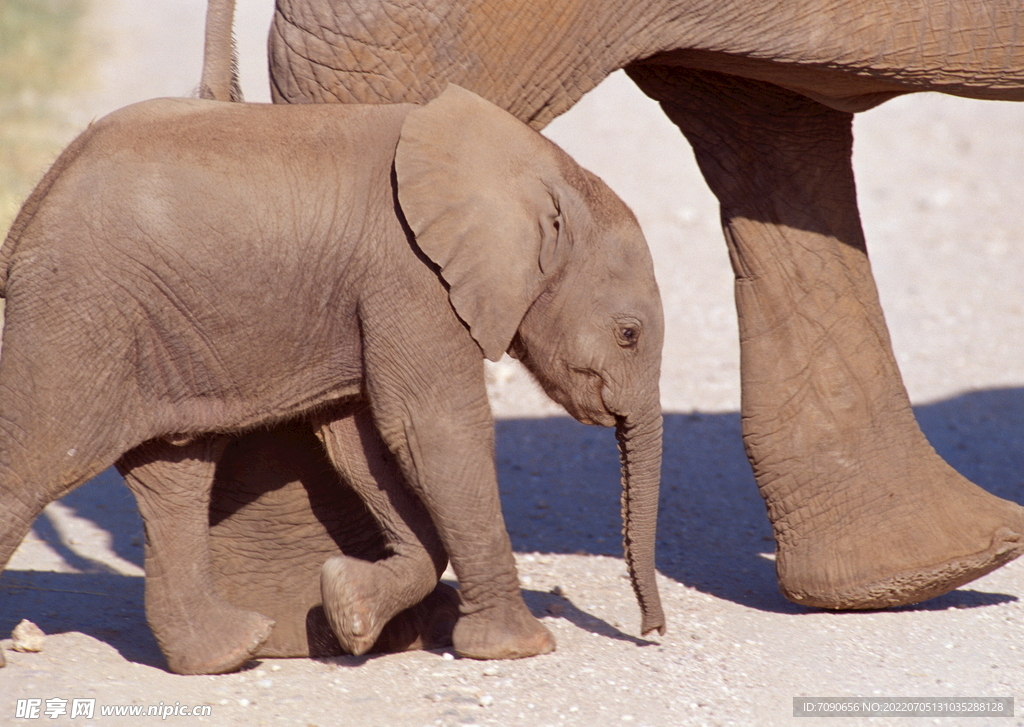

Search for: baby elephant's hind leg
xmin=316 ymin=406 xmax=451 ymax=656
xmin=117 ymin=437 xmax=274 ymax=674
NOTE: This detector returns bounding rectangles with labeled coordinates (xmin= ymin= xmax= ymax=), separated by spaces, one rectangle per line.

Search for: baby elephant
xmin=0 ymin=85 xmax=665 ymax=672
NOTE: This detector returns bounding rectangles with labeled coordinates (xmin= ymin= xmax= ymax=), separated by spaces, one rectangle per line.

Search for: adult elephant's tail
xmin=199 ymin=0 xmax=243 ymax=102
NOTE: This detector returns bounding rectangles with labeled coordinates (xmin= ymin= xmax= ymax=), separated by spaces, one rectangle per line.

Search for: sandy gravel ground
xmin=2 ymin=2 xmax=1024 ymax=725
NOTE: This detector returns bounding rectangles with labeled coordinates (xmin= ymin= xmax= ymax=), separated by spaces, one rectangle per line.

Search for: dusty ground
xmin=2 ymin=1 xmax=1024 ymax=725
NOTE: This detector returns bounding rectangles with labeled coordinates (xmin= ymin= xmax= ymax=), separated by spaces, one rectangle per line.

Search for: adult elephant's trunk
xmin=615 ymin=397 xmax=665 ymax=636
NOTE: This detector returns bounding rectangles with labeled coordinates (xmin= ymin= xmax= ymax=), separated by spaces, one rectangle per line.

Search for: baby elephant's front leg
xmin=316 ymin=407 xmax=452 ymax=655
xmin=373 ymin=406 xmax=556 ymax=660
xmin=359 ymin=292 xmax=554 ymax=659
xmin=401 ymin=415 xmax=557 ymax=659
xmin=117 ymin=437 xmax=274 ymax=674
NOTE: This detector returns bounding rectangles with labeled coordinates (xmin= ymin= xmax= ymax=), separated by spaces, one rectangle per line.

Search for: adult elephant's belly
xmin=634 ymin=47 xmax=1024 ymax=113
xmin=632 ymin=49 xmax=913 ymax=113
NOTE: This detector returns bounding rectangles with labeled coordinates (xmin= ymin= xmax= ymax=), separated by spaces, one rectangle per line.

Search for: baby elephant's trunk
xmin=615 ymin=395 xmax=665 ymax=636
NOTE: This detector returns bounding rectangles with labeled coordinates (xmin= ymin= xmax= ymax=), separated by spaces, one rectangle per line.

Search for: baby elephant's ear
xmin=396 ymin=84 xmax=566 ymax=362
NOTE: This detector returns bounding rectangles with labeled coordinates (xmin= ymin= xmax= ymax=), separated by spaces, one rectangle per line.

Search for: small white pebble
xmin=482 ymin=666 xmax=500 ymax=677
xmin=478 ymin=694 xmax=494 ymax=707
xmin=270 ymin=664 xmax=282 ymax=671
xmin=256 ymin=679 xmax=273 ymax=688
xmin=237 ymin=699 xmax=250 ymax=707
xmin=622 ymin=716 xmax=634 ymax=722
xmin=569 ymin=706 xmax=579 ymax=713
xmin=11 ymin=619 xmax=45 ymax=653
xmin=442 ymin=652 xmax=455 ymax=661
xmin=218 ymin=699 xmax=229 ymax=706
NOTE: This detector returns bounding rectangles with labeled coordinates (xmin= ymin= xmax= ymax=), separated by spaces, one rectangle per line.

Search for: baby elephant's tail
xmin=1 ymin=180 xmax=47 ymax=298
xmin=0 ymin=247 xmax=10 ymax=297
xmin=0 ymin=230 xmax=12 ymax=296
xmin=0 ymin=127 xmax=97 ymax=297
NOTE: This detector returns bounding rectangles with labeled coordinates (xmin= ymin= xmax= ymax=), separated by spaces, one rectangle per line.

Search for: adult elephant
xmin=264 ymin=0 xmax=1024 ymax=609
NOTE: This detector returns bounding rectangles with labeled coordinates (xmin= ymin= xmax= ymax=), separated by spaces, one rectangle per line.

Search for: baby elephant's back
xmin=21 ymin=98 xmax=410 ymax=295
xmin=4 ymin=98 xmax=412 ymax=407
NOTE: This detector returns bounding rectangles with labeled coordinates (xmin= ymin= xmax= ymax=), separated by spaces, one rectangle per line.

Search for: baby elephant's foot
xmin=453 ymin=597 xmax=555 ymax=660
xmin=321 ymin=555 xmax=401 ymax=655
xmin=161 ymin=607 xmax=274 ymax=675
xmin=372 ymin=582 xmax=461 ymax=653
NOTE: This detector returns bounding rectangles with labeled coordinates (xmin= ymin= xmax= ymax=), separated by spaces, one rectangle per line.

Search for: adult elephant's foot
xmin=452 ymin=597 xmax=555 ymax=660
xmin=160 ymin=606 xmax=274 ymax=675
xmin=774 ymin=451 xmax=1024 ymax=609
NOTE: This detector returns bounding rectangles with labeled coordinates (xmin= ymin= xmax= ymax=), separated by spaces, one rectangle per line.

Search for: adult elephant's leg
xmin=117 ymin=437 xmax=274 ymax=674
xmin=314 ymin=405 xmax=455 ymax=656
xmin=627 ymin=65 xmax=1024 ymax=609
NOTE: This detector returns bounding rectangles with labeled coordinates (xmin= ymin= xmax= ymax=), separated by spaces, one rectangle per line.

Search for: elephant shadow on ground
xmin=321 ymin=580 xmax=657 ymax=669
xmin=2 ymin=387 xmax=1022 ymax=662
xmin=0 ymin=570 xmax=161 ymax=666
xmin=494 ymin=386 xmax=1024 ymax=614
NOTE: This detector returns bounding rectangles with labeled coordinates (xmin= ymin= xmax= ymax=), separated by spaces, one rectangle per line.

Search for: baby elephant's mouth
xmin=566 ymin=367 xmax=616 ymax=427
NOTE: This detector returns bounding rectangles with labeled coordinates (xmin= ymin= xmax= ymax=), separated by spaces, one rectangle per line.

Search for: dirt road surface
xmin=2 ymin=1 xmax=1023 ymax=725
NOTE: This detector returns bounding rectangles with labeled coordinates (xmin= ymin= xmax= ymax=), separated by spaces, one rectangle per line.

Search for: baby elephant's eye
xmin=617 ymin=325 xmax=640 ymax=348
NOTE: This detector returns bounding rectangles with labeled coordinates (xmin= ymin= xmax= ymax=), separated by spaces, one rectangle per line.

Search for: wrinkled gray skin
xmin=201 ymin=419 xmax=460 ymax=663
xmin=120 ymin=407 xmax=462 ymax=674
xmin=265 ymin=0 xmax=1024 ymax=610
xmin=0 ymin=86 xmax=664 ymax=674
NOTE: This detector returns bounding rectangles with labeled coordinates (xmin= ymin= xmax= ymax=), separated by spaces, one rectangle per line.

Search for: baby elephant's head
xmin=397 ymin=84 xmax=666 ymax=637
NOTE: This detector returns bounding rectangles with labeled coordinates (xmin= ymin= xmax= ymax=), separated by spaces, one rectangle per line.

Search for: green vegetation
xmin=1 ymin=0 xmax=90 ymax=232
